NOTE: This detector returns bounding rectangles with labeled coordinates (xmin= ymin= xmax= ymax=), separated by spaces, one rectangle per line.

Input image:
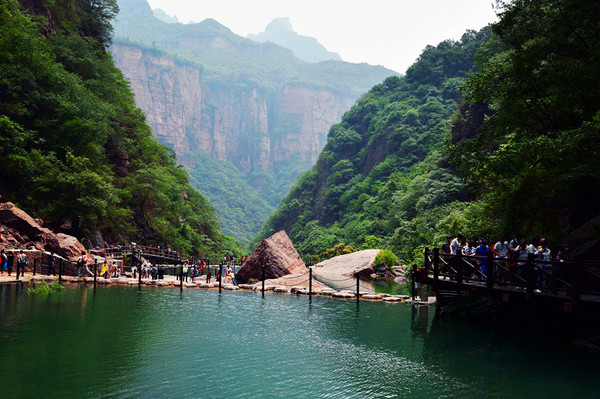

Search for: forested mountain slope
xmin=0 ymin=0 xmax=222 ymax=257
xmin=449 ymin=0 xmax=600 ymax=257
xmin=258 ymin=0 xmax=600 ymax=263
xmin=255 ymin=28 xmax=493 ymax=262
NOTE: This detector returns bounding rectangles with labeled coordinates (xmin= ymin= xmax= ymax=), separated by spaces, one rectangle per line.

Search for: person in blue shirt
xmin=474 ymin=239 xmax=490 ymax=278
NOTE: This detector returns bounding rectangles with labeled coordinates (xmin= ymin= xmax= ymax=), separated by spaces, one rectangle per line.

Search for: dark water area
xmin=0 ymin=283 xmax=598 ymax=398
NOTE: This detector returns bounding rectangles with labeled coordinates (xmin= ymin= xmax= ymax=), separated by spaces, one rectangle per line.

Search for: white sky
xmin=146 ymin=0 xmax=499 ymax=74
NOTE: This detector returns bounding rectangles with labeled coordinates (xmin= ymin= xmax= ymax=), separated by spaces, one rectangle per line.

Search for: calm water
xmin=0 ymin=283 xmax=598 ymax=398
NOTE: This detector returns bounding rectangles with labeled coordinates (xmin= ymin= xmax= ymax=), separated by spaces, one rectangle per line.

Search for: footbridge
xmin=421 ymin=248 xmax=600 ymax=311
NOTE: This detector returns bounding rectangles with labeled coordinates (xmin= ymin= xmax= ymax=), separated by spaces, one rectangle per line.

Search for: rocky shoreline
xmin=0 ymin=273 xmax=435 ymax=305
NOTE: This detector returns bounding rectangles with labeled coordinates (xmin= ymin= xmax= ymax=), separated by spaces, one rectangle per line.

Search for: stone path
xmin=0 ymin=272 xmax=432 ymax=305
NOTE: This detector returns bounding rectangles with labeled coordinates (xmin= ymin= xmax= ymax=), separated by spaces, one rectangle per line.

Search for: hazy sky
xmin=146 ymin=0 xmax=499 ymax=74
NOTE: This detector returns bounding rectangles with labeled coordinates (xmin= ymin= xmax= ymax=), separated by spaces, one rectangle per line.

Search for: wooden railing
xmin=104 ymin=245 xmax=185 ymax=264
xmin=423 ymin=247 xmax=600 ymax=303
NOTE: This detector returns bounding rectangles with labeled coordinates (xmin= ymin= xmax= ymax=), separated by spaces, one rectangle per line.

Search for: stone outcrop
xmin=312 ymin=249 xmax=381 ymax=288
xmin=0 ymin=202 xmax=86 ymax=261
xmin=235 ymin=230 xmax=306 ymax=283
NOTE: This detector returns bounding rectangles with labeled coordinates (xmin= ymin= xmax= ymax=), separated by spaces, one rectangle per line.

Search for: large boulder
xmin=235 ymin=230 xmax=306 ymax=283
xmin=0 ymin=202 xmax=86 ymax=261
xmin=311 ymin=249 xmax=381 ymax=291
xmin=45 ymin=233 xmax=87 ymax=261
xmin=0 ymin=202 xmax=52 ymax=239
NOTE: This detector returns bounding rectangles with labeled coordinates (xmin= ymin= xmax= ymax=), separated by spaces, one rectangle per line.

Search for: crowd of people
xmin=440 ymin=234 xmax=571 ymax=286
xmin=0 ymin=243 xmax=250 ymax=284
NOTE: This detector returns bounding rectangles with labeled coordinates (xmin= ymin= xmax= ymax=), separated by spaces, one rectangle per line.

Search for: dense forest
xmin=256 ymin=0 xmax=600 ymax=264
xmin=0 ymin=0 xmax=223 ymax=257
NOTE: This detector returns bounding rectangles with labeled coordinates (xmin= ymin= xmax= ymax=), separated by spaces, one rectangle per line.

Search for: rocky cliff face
xmin=111 ymin=43 xmax=355 ymax=173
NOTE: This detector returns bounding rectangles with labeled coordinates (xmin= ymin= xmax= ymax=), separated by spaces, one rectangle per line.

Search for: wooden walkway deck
xmin=421 ymin=248 xmax=600 ymax=310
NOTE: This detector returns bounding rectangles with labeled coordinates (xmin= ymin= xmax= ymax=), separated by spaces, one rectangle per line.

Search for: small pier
xmin=422 ymin=248 xmax=600 ymax=312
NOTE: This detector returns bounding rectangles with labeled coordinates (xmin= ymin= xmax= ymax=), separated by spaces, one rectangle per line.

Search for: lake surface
xmin=0 ymin=283 xmax=598 ymax=398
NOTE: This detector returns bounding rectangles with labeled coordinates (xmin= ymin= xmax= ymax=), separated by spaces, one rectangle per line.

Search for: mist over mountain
xmin=112 ymin=0 xmax=398 ymax=243
xmin=247 ymin=17 xmax=342 ymax=63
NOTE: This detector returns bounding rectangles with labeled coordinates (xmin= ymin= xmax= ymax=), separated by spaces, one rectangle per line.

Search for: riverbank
xmin=0 ymin=271 xmax=436 ymax=305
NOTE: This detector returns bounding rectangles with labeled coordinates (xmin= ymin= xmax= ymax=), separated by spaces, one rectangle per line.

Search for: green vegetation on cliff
xmin=255 ymin=28 xmax=492 ymax=262
xmin=449 ymin=0 xmax=600 ymax=252
xmin=0 ymin=0 xmax=222 ymax=256
xmin=257 ymin=0 xmax=600 ymax=263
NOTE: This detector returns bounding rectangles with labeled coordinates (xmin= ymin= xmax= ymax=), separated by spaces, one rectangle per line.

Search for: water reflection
xmin=0 ymin=285 xmax=598 ymax=398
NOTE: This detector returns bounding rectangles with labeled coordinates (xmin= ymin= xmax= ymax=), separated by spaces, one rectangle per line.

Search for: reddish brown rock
xmin=0 ymin=202 xmax=52 ymax=239
xmin=45 ymin=233 xmax=87 ymax=261
xmin=235 ymin=231 xmax=306 ymax=283
xmin=0 ymin=202 xmax=86 ymax=261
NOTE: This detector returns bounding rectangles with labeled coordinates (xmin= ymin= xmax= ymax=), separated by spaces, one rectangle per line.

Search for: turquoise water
xmin=0 ymin=283 xmax=598 ymax=398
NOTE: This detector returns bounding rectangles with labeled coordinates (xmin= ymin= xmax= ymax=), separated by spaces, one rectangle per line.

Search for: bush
xmin=373 ymin=249 xmax=399 ymax=270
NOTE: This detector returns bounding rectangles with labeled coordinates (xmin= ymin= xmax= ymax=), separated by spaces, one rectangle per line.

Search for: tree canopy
xmin=0 ymin=0 xmax=222 ymax=257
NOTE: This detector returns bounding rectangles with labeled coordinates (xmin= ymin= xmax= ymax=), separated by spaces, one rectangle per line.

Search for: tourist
xmin=207 ymin=270 xmax=212 ymax=283
xmin=131 ymin=263 xmax=137 ymax=279
xmin=151 ymin=264 xmax=158 ymax=280
xmin=1 ymin=249 xmax=7 ymax=274
xmin=230 ymin=271 xmax=238 ymax=286
xmin=441 ymin=236 xmax=452 ymax=256
xmin=554 ymin=245 xmax=571 ymax=291
xmin=493 ymin=236 xmax=510 ymax=283
xmin=77 ymin=251 xmax=85 ymax=277
xmin=514 ymin=238 xmax=529 ymax=280
xmin=474 ymin=239 xmax=490 ymax=278
xmin=537 ymin=238 xmax=552 ymax=287
xmin=16 ymin=250 xmax=28 ymax=278
xmin=462 ymin=240 xmax=475 ymax=256
xmin=48 ymin=252 xmax=55 ymax=275
xmin=183 ymin=262 xmax=189 ymax=282
xmin=6 ymin=251 xmax=14 ymax=276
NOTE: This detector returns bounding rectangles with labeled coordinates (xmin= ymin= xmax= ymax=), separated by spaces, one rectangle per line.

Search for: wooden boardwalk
xmin=422 ymin=248 xmax=600 ymax=310
xmin=104 ymin=245 xmax=186 ymax=264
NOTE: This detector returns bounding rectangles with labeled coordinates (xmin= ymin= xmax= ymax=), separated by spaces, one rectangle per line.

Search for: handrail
xmin=426 ymin=251 xmax=600 ymax=303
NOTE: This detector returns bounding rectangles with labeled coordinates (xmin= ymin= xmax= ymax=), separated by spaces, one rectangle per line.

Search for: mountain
xmin=153 ymin=8 xmax=178 ymax=24
xmin=111 ymin=0 xmax=398 ymax=243
xmin=255 ymin=28 xmax=493 ymax=262
xmin=258 ymin=0 xmax=600 ymax=263
xmin=247 ymin=17 xmax=342 ymax=63
xmin=1 ymin=0 xmax=223 ymax=257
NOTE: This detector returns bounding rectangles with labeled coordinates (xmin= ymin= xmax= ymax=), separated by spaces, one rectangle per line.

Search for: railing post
xmin=486 ymin=251 xmax=494 ymax=293
xmin=411 ymin=265 xmax=416 ymax=300
xmin=456 ymin=252 xmax=463 ymax=294
xmin=138 ymin=254 xmax=142 ymax=287
xmin=526 ymin=252 xmax=535 ymax=295
xmin=432 ymin=247 xmax=440 ymax=292
xmin=309 ymin=267 xmax=313 ymax=297
xmin=572 ymin=256 xmax=582 ymax=303
xmin=94 ymin=259 xmax=97 ymax=284
xmin=219 ymin=265 xmax=222 ymax=293
xmin=261 ymin=264 xmax=265 ymax=297
xmin=355 ymin=272 xmax=360 ymax=302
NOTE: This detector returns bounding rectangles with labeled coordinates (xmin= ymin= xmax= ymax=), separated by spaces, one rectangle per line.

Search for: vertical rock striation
xmin=111 ymin=43 xmax=355 ymax=172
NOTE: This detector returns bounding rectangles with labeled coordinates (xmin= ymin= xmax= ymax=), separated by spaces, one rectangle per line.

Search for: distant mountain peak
xmin=248 ymin=17 xmax=342 ymax=63
xmin=153 ymin=8 xmax=179 ymax=24
xmin=265 ymin=17 xmax=293 ymax=33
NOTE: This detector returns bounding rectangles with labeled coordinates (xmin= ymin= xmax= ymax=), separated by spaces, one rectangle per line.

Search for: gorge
xmin=111 ymin=0 xmax=398 ymax=242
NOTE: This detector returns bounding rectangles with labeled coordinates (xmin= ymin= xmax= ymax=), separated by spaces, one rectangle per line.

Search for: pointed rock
xmin=235 ymin=231 xmax=306 ymax=283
